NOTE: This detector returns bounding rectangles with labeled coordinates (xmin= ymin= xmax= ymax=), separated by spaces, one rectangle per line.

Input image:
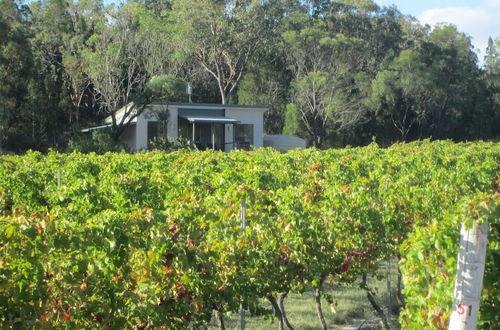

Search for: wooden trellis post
xmin=240 ymin=198 xmax=246 ymax=330
xmin=448 ymin=222 xmax=488 ymax=330
xmin=386 ymin=257 xmax=392 ymax=322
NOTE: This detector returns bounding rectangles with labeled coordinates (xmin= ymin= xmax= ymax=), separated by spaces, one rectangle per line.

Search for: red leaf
xmin=62 ymin=311 xmax=71 ymax=321
xmin=340 ymin=260 xmax=351 ymax=273
xmin=310 ymin=163 xmax=321 ymax=170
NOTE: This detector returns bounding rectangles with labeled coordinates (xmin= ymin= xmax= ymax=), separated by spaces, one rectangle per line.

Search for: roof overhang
xmin=179 ymin=114 xmax=240 ymax=124
xmin=80 ymin=124 xmax=113 ymax=133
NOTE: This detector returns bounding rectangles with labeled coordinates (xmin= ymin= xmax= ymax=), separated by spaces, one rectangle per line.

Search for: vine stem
xmin=396 ymin=254 xmax=405 ymax=310
xmin=214 ymin=309 xmax=225 ymax=330
xmin=362 ymin=273 xmax=390 ymax=329
xmin=268 ymin=294 xmax=284 ymax=330
xmin=314 ymin=276 xmax=327 ymax=330
xmin=279 ymin=292 xmax=294 ymax=330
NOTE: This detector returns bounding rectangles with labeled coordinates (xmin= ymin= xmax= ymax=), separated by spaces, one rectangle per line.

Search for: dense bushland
xmin=0 ymin=140 xmax=499 ymax=328
xmin=1 ymin=0 xmax=499 ymax=152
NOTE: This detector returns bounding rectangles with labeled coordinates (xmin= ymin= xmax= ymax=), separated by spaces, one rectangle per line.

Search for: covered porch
xmin=178 ymin=114 xmax=240 ymax=151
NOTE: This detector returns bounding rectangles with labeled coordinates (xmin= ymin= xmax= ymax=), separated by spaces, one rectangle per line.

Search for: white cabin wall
xmin=135 ymin=113 xmax=148 ymax=151
xmin=224 ymin=124 xmax=234 ymax=152
xmin=167 ymin=106 xmax=178 ymax=139
xmin=105 ymin=103 xmax=138 ymax=124
xmin=120 ymin=125 xmax=136 ymax=151
xmin=225 ymin=109 xmax=265 ymax=148
xmin=147 ymin=104 xmax=179 ymax=140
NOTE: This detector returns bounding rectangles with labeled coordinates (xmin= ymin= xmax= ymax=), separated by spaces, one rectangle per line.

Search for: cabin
xmin=99 ymin=102 xmax=270 ymax=152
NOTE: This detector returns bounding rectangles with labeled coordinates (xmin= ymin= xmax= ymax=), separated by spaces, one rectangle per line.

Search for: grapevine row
xmin=0 ymin=140 xmax=498 ymax=328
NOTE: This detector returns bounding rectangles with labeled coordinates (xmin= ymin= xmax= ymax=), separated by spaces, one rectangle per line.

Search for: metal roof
xmin=106 ymin=102 xmax=269 ymax=124
xmin=150 ymin=102 xmax=271 ymax=109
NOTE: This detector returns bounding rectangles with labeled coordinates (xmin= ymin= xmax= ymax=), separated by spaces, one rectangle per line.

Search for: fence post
xmin=240 ymin=197 xmax=246 ymax=330
xmin=241 ymin=197 xmax=246 ymax=231
xmin=448 ymin=222 xmax=488 ymax=330
xmin=386 ymin=257 xmax=392 ymax=323
xmin=383 ymin=181 xmax=392 ymax=324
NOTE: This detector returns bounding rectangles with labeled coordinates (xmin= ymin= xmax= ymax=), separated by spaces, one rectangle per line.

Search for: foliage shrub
xmin=148 ymin=136 xmax=195 ymax=152
xmin=67 ymin=130 xmax=128 ymax=154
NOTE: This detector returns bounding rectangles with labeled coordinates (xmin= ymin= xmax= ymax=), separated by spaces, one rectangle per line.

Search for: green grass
xmin=207 ymin=261 xmax=402 ymax=329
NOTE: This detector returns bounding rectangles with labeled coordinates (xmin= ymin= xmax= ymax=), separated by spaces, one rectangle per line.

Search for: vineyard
xmin=0 ymin=140 xmax=499 ymax=329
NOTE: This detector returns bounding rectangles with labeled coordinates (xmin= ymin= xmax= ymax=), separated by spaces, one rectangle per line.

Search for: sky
xmin=374 ymin=0 xmax=500 ymax=63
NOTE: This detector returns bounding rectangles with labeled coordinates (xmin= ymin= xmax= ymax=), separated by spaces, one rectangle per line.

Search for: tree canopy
xmin=0 ymin=0 xmax=498 ymax=152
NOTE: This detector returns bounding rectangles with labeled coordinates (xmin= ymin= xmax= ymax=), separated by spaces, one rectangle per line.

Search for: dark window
xmin=178 ymin=118 xmax=192 ymax=140
xmin=147 ymin=121 xmax=159 ymax=148
xmin=234 ymin=124 xmax=253 ymax=150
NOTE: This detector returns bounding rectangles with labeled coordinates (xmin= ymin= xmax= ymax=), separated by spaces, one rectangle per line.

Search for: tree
xmin=282 ymin=103 xmax=302 ymax=136
xmin=171 ymin=0 xmax=286 ymax=104
xmin=281 ymin=18 xmax=336 ymax=148
xmin=484 ymin=37 xmax=500 ymax=73
xmin=1 ymin=0 xmax=497 ymax=153
xmin=369 ymin=49 xmax=436 ymax=141
xmin=238 ymin=61 xmax=291 ymax=135
xmin=279 ymin=0 xmax=408 ymax=147
xmin=61 ymin=0 xmax=104 ymax=125
xmin=0 ymin=0 xmax=33 ymax=152
xmin=425 ymin=24 xmax=494 ymax=140
xmin=484 ymin=36 xmax=500 ymax=137
xmin=24 ymin=0 xmax=90 ymax=151
xmin=283 ymin=11 xmax=375 ymax=148
xmin=82 ymin=2 xmax=176 ymax=139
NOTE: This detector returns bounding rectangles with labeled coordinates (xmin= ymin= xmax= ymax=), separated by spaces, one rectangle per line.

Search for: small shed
xmin=263 ymin=135 xmax=306 ymax=152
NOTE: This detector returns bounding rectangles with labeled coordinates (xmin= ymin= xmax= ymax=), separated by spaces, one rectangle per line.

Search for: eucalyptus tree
xmin=483 ymin=36 xmax=500 ymax=137
xmin=368 ymin=23 xmax=496 ymax=142
xmin=281 ymin=16 xmax=337 ymax=148
xmin=82 ymin=2 xmax=177 ymax=139
xmin=23 ymin=0 xmax=78 ymax=150
xmin=424 ymin=24 xmax=493 ymax=140
xmin=171 ymin=0 xmax=288 ymax=104
xmin=282 ymin=9 xmax=377 ymax=147
xmin=237 ymin=56 xmax=292 ymax=135
xmin=61 ymin=0 xmax=104 ymax=125
xmin=236 ymin=1 xmax=304 ymax=134
xmin=0 ymin=0 xmax=33 ymax=152
xmin=485 ymin=37 xmax=500 ymax=74
xmin=1 ymin=0 xmax=83 ymax=152
xmin=369 ymin=49 xmax=437 ymax=141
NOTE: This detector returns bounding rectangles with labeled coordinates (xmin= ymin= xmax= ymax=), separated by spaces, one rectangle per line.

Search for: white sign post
xmin=448 ymin=222 xmax=488 ymax=330
xmin=240 ymin=198 xmax=246 ymax=330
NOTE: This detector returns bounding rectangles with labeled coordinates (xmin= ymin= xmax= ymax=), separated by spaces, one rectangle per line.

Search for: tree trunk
xmin=396 ymin=255 xmax=405 ymax=311
xmin=362 ymin=274 xmax=390 ymax=329
xmin=314 ymin=277 xmax=327 ymax=330
xmin=278 ymin=292 xmax=294 ymax=330
xmin=220 ymin=91 xmax=227 ymax=105
xmin=214 ymin=309 xmax=225 ymax=330
xmin=268 ymin=294 xmax=284 ymax=330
